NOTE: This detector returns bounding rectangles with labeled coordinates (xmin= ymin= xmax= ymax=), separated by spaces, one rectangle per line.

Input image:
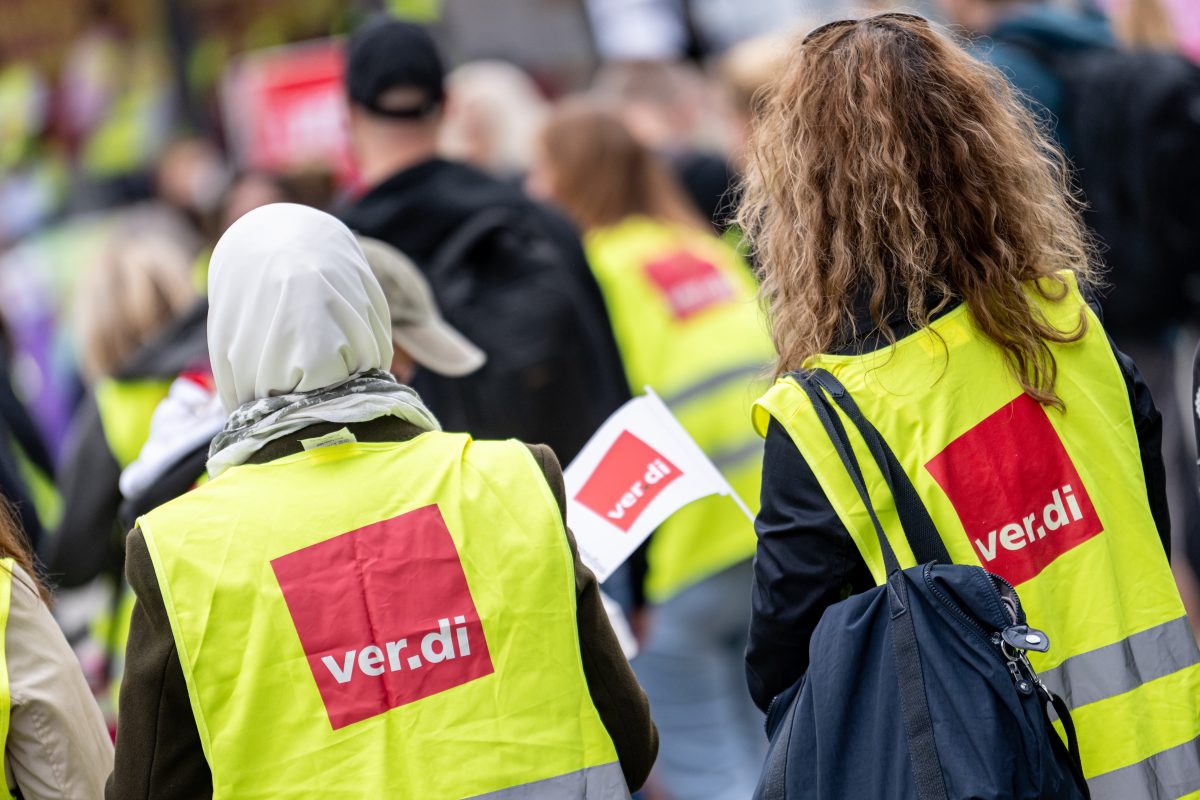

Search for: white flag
xmin=564 ymin=388 xmax=753 ymax=583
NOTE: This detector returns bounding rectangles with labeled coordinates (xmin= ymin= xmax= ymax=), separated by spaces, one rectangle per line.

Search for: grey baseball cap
xmin=356 ymin=236 xmax=486 ymax=377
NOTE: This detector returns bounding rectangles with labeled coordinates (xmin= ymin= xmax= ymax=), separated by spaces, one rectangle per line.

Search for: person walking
xmin=528 ymin=102 xmax=772 ymax=800
xmin=937 ymin=0 xmax=1200 ymax=623
xmin=339 ymin=16 xmax=629 ymax=464
xmin=107 ymin=203 xmax=657 ymax=799
xmin=738 ymin=14 xmax=1200 ymax=799
xmin=0 ymin=498 xmax=112 ymax=799
xmin=41 ymin=232 xmax=201 ymax=724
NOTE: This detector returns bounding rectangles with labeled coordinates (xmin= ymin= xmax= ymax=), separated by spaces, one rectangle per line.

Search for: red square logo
xmin=271 ymin=505 xmax=493 ymax=730
xmin=574 ymin=431 xmax=683 ymax=532
xmin=925 ymin=394 xmax=1102 ymax=586
xmin=644 ymin=251 xmax=736 ymax=320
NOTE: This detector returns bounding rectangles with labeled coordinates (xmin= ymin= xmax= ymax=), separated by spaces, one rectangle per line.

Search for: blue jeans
xmin=633 ymin=559 xmax=765 ymax=800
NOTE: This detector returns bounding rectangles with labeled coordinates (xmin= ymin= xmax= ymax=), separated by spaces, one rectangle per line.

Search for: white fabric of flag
xmin=564 ymin=388 xmax=752 ymax=583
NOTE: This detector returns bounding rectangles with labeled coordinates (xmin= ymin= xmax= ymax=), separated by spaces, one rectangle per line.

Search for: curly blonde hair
xmin=737 ymin=13 xmax=1097 ymax=407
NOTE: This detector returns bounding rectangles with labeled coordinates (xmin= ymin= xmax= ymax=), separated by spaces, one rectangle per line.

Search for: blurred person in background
xmin=339 ymin=16 xmax=629 ymax=464
xmin=938 ymin=0 xmax=1200 ymax=632
xmin=40 ymin=231 xmax=198 ymax=718
xmin=109 ymin=204 xmax=657 ymax=799
xmin=591 ymin=61 xmax=737 ymax=232
xmin=741 ymin=13 xmax=1199 ymax=795
xmin=1113 ymin=0 xmax=1180 ymax=50
xmin=0 ymin=499 xmax=112 ymax=799
xmin=715 ymin=30 xmax=796 ymax=171
xmin=190 ymin=171 xmax=292 ymax=292
xmin=60 ymin=8 xmax=177 ymax=209
xmin=154 ymin=138 xmax=230 ymax=239
xmin=439 ymin=60 xmax=549 ymax=181
xmin=0 ymin=60 xmax=67 ymax=246
xmin=529 ymin=101 xmax=773 ymax=800
xmin=0 ymin=318 xmax=57 ymax=553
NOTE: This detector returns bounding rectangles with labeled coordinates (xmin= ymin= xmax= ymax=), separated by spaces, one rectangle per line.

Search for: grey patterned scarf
xmin=207 ymin=369 xmax=440 ymax=478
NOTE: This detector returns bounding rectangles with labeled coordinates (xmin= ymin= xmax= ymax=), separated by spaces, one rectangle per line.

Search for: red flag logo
xmin=574 ymin=431 xmax=684 ymax=532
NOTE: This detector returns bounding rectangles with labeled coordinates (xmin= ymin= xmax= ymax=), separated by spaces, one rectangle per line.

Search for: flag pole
xmin=642 ymin=386 xmax=757 ymax=525
xmin=728 ymin=490 xmax=756 ymax=524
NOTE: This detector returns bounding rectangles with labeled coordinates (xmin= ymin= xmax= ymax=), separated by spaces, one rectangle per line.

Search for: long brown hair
xmin=0 ymin=497 xmax=48 ymax=605
xmin=737 ymin=13 xmax=1096 ymax=407
xmin=536 ymin=100 xmax=708 ymax=233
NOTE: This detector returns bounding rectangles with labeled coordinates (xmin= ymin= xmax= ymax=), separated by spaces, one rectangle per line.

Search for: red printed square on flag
xmin=644 ymin=251 xmax=735 ymax=320
xmin=925 ymin=394 xmax=1102 ymax=586
xmin=271 ymin=505 xmax=493 ymax=730
xmin=574 ymin=431 xmax=683 ymax=532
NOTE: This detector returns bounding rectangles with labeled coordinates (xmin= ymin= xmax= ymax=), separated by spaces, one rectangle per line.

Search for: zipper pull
xmin=1007 ymin=659 xmax=1034 ymax=695
xmin=1000 ymin=625 xmax=1050 ymax=654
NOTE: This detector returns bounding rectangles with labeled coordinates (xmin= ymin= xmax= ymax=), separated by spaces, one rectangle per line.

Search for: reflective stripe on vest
xmin=0 ymin=559 xmax=13 ymax=800
xmin=584 ymin=216 xmax=773 ymax=601
xmin=94 ymin=378 xmax=174 ymax=469
xmin=139 ymin=433 xmax=624 ymax=799
xmin=753 ymin=272 xmax=1200 ymax=797
xmin=468 ymin=762 xmax=628 ymax=799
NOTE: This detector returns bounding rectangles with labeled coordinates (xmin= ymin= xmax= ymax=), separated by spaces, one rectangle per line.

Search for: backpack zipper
xmin=922 ymin=565 xmax=1043 ymax=696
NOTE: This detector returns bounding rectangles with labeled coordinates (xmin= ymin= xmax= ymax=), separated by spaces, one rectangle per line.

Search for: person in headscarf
xmin=107 ymin=204 xmax=657 ymax=800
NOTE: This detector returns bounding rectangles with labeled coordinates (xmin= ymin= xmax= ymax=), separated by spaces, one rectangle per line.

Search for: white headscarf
xmin=208 ymin=203 xmax=393 ymax=412
xmin=205 ymin=204 xmax=439 ymax=477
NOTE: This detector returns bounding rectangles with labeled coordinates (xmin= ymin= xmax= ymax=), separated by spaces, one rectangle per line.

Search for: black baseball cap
xmin=346 ymin=16 xmax=446 ymax=119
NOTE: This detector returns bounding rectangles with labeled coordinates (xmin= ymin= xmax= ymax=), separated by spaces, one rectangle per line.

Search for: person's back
xmin=737 ymin=14 xmax=1200 ymax=798
xmin=339 ymin=17 xmax=629 ymax=463
xmin=530 ymin=103 xmax=771 ymax=800
xmin=141 ymin=431 xmax=626 ymax=797
xmin=108 ymin=204 xmax=656 ymax=799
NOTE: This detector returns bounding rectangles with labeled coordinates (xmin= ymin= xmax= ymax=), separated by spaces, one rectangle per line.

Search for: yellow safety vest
xmin=584 ymin=216 xmax=773 ymax=601
xmin=753 ymin=273 xmax=1200 ymax=799
xmin=139 ymin=432 xmax=625 ymax=799
xmin=94 ymin=377 xmax=174 ymax=469
xmin=0 ymin=559 xmax=13 ymax=800
xmin=91 ymin=374 xmax=174 ymax=717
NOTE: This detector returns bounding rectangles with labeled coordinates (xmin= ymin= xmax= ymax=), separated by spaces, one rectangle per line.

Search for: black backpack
xmin=754 ymin=370 xmax=1091 ymax=800
xmin=410 ymin=208 xmax=604 ymax=462
xmin=1001 ymin=36 xmax=1200 ymax=334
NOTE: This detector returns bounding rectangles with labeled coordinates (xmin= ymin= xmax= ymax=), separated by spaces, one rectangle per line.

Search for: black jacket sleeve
xmin=526 ymin=443 xmax=658 ymax=791
xmin=745 ymin=419 xmax=873 ymax=712
xmin=41 ymin=394 xmax=123 ymax=588
xmin=107 ymin=528 xmax=211 ymax=800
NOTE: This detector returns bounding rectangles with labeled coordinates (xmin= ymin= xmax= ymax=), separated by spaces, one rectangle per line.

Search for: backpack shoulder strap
xmin=804 ymin=369 xmax=951 ymax=566
xmin=796 ymin=370 xmax=951 ymax=800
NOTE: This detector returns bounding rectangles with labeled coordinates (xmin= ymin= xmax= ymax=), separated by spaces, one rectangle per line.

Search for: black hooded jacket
xmin=341 ymin=158 xmax=631 ymax=463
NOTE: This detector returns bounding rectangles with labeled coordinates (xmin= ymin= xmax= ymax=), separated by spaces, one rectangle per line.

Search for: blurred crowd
xmin=0 ymin=0 xmax=1198 ymax=798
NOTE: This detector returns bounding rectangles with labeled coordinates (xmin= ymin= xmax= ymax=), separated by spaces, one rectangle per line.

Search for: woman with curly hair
xmin=741 ymin=13 xmax=1200 ymax=798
